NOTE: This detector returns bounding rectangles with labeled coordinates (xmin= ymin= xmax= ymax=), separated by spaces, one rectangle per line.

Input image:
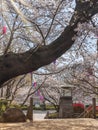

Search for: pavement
xmin=0 ymin=118 xmax=98 ymax=130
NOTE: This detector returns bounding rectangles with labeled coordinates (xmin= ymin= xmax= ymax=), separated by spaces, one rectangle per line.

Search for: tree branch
xmin=0 ymin=1 xmax=98 ymax=87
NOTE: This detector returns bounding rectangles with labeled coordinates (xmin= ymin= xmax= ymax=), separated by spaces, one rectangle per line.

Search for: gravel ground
xmin=0 ymin=118 xmax=98 ymax=130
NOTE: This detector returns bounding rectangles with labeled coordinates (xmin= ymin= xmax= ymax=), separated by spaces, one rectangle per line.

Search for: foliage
xmin=33 ymin=104 xmax=56 ymax=110
xmin=0 ymin=99 xmax=8 ymax=115
xmin=46 ymin=104 xmax=56 ymax=110
xmin=46 ymin=112 xmax=59 ymax=119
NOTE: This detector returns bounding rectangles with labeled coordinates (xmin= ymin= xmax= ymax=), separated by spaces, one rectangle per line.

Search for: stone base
xmin=59 ymin=96 xmax=73 ymax=118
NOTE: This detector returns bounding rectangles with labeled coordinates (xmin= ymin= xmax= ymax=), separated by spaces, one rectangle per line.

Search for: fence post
xmin=26 ymin=97 xmax=33 ymax=121
xmin=92 ymin=98 xmax=96 ymax=119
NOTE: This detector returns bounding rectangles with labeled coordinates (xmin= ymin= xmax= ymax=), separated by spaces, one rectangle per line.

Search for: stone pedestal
xmin=59 ymin=96 xmax=73 ymax=118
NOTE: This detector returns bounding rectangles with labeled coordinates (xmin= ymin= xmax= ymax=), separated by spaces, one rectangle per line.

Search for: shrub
xmin=73 ymin=103 xmax=84 ymax=113
xmin=0 ymin=99 xmax=8 ymax=115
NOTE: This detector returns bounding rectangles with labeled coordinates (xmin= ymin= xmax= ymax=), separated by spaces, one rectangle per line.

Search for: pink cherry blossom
xmin=40 ymin=95 xmax=44 ymax=101
xmin=33 ymin=82 xmax=37 ymax=87
xmin=2 ymin=26 xmax=7 ymax=34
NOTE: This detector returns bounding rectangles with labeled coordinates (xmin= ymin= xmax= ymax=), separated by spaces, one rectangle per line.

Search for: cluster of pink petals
xmin=33 ymin=82 xmax=37 ymax=87
xmin=2 ymin=26 xmax=7 ymax=34
xmin=40 ymin=95 xmax=44 ymax=101
xmin=33 ymin=82 xmax=44 ymax=101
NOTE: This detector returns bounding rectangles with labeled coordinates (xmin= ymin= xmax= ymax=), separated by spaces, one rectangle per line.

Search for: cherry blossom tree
xmin=0 ymin=0 xmax=98 ymax=88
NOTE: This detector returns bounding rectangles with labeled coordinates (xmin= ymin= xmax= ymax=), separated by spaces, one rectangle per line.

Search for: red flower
xmin=73 ymin=103 xmax=84 ymax=109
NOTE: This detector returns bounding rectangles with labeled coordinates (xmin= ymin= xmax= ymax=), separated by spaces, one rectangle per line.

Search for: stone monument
xmin=59 ymin=85 xmax=73 ymax=118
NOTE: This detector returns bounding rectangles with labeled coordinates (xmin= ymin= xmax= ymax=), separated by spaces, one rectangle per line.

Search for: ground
xmin=0 ymin=118 xmax=98 ymax=130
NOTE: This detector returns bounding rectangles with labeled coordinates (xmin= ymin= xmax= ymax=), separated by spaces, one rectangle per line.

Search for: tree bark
xmin=0 ymin=1 xmax=98 ymax=87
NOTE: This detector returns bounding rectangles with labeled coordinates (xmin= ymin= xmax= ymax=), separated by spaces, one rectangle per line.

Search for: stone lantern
xmin=61 ymin=86 xmax=72 ymax=97
xmin=59 ymin=85 xmax=74 ymax=118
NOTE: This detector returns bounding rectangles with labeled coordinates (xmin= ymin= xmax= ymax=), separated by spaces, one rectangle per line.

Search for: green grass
xmin=46 ymin=105 xmax=56 ymax=110
xmin=47 ymin=112 xmax=59 ymax=119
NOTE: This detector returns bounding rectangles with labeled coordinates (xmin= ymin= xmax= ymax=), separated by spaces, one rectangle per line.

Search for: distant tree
xmin=0 ymin=75 xmax=29 ymax=101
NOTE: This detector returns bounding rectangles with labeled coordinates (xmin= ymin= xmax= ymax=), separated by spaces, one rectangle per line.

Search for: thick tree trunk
xmin=0 ymin=1 xmax=98 ymax=87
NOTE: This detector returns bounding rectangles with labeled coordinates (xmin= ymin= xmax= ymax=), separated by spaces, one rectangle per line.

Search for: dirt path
xmin=0 ymin=118 xmax=98 ymax=130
